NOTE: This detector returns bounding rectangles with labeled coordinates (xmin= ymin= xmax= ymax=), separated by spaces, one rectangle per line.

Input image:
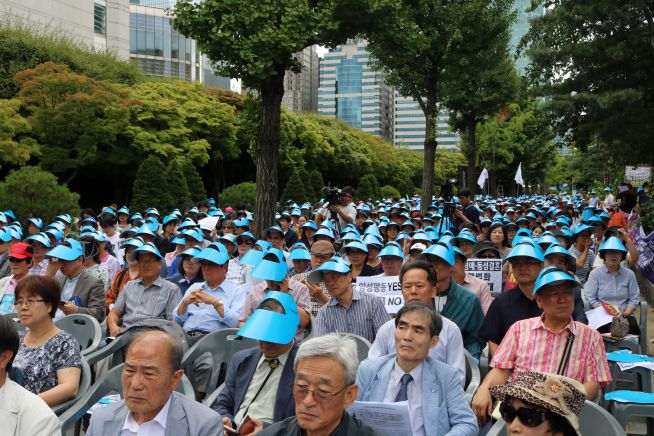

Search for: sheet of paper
xmin=349 ymin=401 xmax=412 ymax=435
xmin=585 ymin=306 xmax=613 ymax=329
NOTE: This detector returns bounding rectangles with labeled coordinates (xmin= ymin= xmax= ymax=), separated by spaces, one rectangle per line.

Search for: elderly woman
xmin=167 ymin=246 xmax=204 ymax=295
xmin=584 ymin=236 xmax=640 ymax=335
xmin=11 ymin=275 xmax=82 ymax=406
xmin=0 ymin=243 xmax=34 ymax=314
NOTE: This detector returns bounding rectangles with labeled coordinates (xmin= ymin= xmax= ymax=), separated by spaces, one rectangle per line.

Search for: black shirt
xmin=259 ymin=412 xmax=380 ymax=436
xmin=453 ymin=203 xmax=481 ymax=231
xmin=351 ymin=264 xmax=378 ymax=282
xmin=480 ymin=285 xmax=588 ymax=345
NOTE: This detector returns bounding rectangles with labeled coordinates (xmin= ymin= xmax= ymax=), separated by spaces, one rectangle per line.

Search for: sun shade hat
xmin=598 ymin=236 xmax=628 ymax=254
xmin=308 ymin=257 xmax=351 ymax=283
xmin=288 ymin=247 xmax=312 ymax=261
xmin=490 ymin=371 xmax=585 ymax=436
xmin=533 ymin=266 xmax=577 ymax=296
xmin=543 ymin=244 xmax=574 ymax=264
xmin=193 ymin=245 xmax=230 ymax=265
xmin=506 ymin=242 xmax=545 ymax=263
xmin=129 ymin=242 xmax=163 ymax=261
xmin=344 ymin=240 xmax=368 ymax=254
xmin=378 ymin=244 xmax=405 ymax=260
xmin=46 ymin=239 xmax=83 ymax=261
xmin=237 ymin=291 xmax=299 ymax=344
xmin=251 ymin=248 xmax=288 ymax=281
xmin=418 ymin=242 xmax=455 ymax=266
xmin=25 ymin=232 xmax=51 ymax=248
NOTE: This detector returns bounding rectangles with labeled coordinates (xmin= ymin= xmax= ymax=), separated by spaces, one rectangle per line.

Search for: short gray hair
xmin=294 ymin=334 xmax=358 ymax=385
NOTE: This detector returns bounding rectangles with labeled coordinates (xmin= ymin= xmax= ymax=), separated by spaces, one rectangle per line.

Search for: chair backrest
xmin=463 ymin=349 xmax=480 ymax=403
xmin=55 ymin=314 xmax=102 ymax=355
xmin=344 ymin=334 xmax=372 ymax=363
xmin=3 ymin=312 xmax=27 ymax=333
xmin=486 ymin=400 xmax=627 ymax=436
xmin=639 ymin=300 xmax=648 ymax=354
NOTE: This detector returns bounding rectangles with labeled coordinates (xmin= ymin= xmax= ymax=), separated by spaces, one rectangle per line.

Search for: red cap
xmin=9 ymin=242 xmax=34 ymax=259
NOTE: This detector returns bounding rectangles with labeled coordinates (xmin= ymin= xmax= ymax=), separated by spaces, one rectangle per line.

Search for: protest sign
xmin=355 ymin=275 xmax=403 ymax=314
xmin=465 ymin=258 xmax=503 ymax=295
xmin=625 ymin=166 xmax=651 ymax=187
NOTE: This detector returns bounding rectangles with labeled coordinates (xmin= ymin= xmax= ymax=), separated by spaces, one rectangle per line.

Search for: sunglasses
xmin=499 ymin=401 xmax=549 ymax=427
xmin=8 ymin=257 xmax=28 ymax=263
xmin=237 ymin=240 xmax=254 ymax=246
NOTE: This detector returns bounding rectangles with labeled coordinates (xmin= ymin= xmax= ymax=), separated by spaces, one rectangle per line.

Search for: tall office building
xmin=282 ymin=45 xmax=319 ymax=113
xmin=318 ymin=40 xmax=394 ymax=141
xmin=0 ymin=0 xmax=130 ymax=59
xmin=393 ymin=93 xmax=461 ymax=151
xmin=510 ymin=0 xmax=544 ymax=73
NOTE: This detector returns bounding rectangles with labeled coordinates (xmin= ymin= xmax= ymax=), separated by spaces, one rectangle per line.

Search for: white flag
xmin=514 ymin=162 xmax=524 ymax=186
xmin=477 ymin=168 xmax=489 ymax=189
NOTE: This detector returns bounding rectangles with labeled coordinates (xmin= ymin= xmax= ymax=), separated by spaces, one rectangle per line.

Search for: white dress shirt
xmin=383 ymin=361 xmax=425 ymax=436
xmin=121 ymin=395 xmax=172 ymax=436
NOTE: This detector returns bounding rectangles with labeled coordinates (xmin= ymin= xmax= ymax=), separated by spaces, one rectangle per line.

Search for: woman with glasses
xmin=26 ymin=232 xmax=51 ymax=276
xmin=11 ymin=275 xmax=82 ymax=406
xmin=226 ymin=232 xmax=256 ymax=285
xmin=220 ymin=219 xmax=234 ymax=236
xmin=0 ymin=243 xmax=34 ymax=314
xmin=490 ymin=371 xmax=583 ymax=436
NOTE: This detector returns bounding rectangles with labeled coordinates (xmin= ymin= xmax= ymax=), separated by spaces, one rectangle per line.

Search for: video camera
xmin=440 ymin=178 xmax=460 ymax=218
xmin=321 ymin=186 xmax=344 ymax=206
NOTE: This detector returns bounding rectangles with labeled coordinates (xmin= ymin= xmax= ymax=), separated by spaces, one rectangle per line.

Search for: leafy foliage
xmin=309 ymin=169 xmax=324 ymax=203
xmin=0 ymin=166 xmax=79 ymax=221
xmin=166 ymin=159 xmax=192 ymax=208
xmin=0 ymin=20 xmax=142 ymax=99
xmin=130 ymin=156 xmax=172 ymax=213
xmin=380 ymin=185 xmax=401 ymax=200
xmin=280 ymin=169 xmax=310 ymax=204
xmin=521 ymin=0 xmax=654 ymax=157
xmin=357 ymin=174 xmax=381 ymax=200
xmin=219 ymin=182 xmax=257 ymax=211
xmin=183 ymin=161 xmax=207 ymax=203
xmin=0 ymin=98 xmax=39 ymax=165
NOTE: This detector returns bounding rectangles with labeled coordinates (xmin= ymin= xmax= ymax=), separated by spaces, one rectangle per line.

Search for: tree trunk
xmin=254 ymin=68 xmax=285 ymax=239
xmin=465 ymin=116 xmax=478 ymax=194
xmin=420 ymin=108 xmax=438 ymax=215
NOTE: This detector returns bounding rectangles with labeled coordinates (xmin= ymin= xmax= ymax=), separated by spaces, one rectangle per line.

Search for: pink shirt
xmin=491 ymin=315 xmax=611 ymax=386
xmin=459 ymin=273 xmax=494 ymax=314
xmin=240 ymin=278 xmax=311 ymax=341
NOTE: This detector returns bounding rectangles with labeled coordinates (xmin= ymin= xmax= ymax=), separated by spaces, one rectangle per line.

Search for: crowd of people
xmin=0 ymin=181 xmax=649 ymax=435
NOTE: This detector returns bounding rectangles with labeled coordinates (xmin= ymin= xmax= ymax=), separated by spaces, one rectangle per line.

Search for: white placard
xmin=355 ymin=275 xmax=404 ymax=314
xmin=585 ymin=306 xmax=613 ymax=329
xmin=465 ymin=258 xmax=503 ymax=295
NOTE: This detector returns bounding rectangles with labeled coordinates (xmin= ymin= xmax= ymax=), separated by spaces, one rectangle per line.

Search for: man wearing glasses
xmin=293 ymin=240 xmax=335 ymax=316
xmin=259 ymin=333 xmax=377 ymax=436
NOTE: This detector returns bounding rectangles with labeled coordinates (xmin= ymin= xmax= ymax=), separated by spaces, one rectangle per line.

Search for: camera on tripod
xmin=440 ymin=178 xmax=460 ymax=218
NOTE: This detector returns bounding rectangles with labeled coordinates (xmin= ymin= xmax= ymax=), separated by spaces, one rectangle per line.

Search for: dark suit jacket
xmin=213 ymin=344 xmax=298 ymax=424
xmin=57 ymin=270 xmax=105 ymax=322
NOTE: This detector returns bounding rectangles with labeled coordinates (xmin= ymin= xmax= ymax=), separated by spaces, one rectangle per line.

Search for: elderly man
xmin=472 ymin=266 xmax=611 ymax=425
xmin=0 ymin=315 xmax=60 ymax=436
xmin=107 ymin=243 xmax=183 ymax=337
xmin=369 ymin=260 xmax=466 ymax=385
xmin=45 ymin=239 xmax=105 ymax=322
xmin=87 ymin=329 xmax=223 ymax=435
xmin=214 ymin=292 xmax=299 ymax=433
xmin=376 ymin=244 xmax=404 ymax=277
xmin=418 ymin=243 xmax=485 ymax=359
xmin=357 ymin=303 xmax=478 ymax=436
xmin=310 ymin=257 xmax=389 ymax=343
xmin=294 ymin=240 xmax=335 ymax=316
xmin=259 ymin=334 xmax=377 ymax=435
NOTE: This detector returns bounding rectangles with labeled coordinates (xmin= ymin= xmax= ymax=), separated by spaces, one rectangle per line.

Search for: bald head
xmin=127 ymin=330 xmax=183 ymax=372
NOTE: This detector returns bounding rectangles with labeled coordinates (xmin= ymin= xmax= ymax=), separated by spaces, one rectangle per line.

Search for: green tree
xmin=357 ymin=174 xmax=381 ymax=200
xmin=172 ymin=0 xmax=369 ymax=237
xmin=14 ymin=62 xmax=131 ymax=182
xmin=521 ymin=0 xmax=654 ymax=157
xmin=442 ymin=1 xmax=518 ymax=192
xmin=0 ymin=98 xmax=39 ymax=166
xmin=184 ymin=161 xmax=207 ymax=203
xmin=166 ymin=159 xmax=192 ymax=209
xmin=309 ymin=169 xmax=324 ymax=204
xmin=280 ymin=169 xmax=309 ymax=204
xmin=365 ymin=0 xmax=513 ymax=212
xmin=381 ymin=185 xmax=401 ymax=200
xmin=0 ymin=166 xmax=79 ymax=221
xmin=130 ymin=156 xmax=172 ymax=213
xmin=219 ymin=182 xmax=257 ymax=211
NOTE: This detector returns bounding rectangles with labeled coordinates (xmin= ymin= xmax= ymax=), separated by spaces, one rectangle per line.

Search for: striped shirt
xmin=314 ymin=289 xmax=390 ymax=342
xmin=491 ymin=315 xmax=611 ymax=386
xmin=114 ymin=277 xmax=183 ymax=329
xmin=226 ymin=257 xmax=248 ymax=285
xmin=568 ymin=245 xmax=595 ymax=284
xmin=293 ymin=269 xmax=329 ymax=316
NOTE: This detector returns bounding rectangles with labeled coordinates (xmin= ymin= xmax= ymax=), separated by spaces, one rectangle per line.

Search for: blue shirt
xmin=173 ymin=279 xmax=246 ymax=332
xmin=583 ymin=265 xmax=640 ymax=312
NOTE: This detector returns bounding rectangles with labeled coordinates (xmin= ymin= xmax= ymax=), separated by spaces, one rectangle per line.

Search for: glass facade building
xmin=510 ymin=0 xmax=544 ymax=73
xmin=393 ymin=93 xmax=460 ymax=151
xmin=318 ymin=40 xmax=393 ymax=141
